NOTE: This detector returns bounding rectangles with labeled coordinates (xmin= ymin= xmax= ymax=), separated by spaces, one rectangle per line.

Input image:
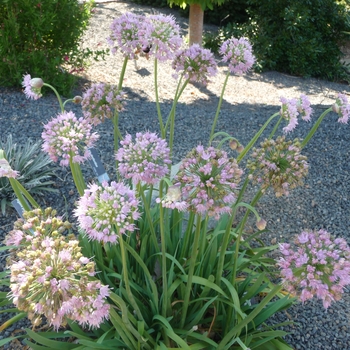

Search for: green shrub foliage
xmin=245 ymin=0 xmax=350 ymax=80
xmin=0 ymin=0 xmax=93 ymax=95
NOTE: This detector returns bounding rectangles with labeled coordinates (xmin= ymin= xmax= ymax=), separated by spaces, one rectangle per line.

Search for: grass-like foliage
xmin=0 ymin=135 xmax=57 ymax=215
xmin=0 ymin=0 xmax=95 ymax=96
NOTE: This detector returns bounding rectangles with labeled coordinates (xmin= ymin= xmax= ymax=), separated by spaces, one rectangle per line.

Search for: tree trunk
xmin=189 ymin=3 xmax=204 ymax=46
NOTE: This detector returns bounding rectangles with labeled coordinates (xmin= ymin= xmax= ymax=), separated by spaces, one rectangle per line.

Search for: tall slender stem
xmin=180 ymin=214 xmax=202 ymax=329
xmin=154 ymin=58 xmax=165 ymax=137
xmin=301 ymin=107 xmax=332 ymax=148
xmin=69 ymin=157 xmax=86 ymax=196
xmin=210 ymin=71 xmax=230 ymax=142
xmin=43 ymin=83 xmax=64 ymax=112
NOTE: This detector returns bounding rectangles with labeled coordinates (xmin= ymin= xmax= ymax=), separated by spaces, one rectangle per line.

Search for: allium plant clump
xmin=247 ymin=136 xmax=309 ymax=197
xmin=82 ymin=83 xmax=126 ymax=125
xmin=116 ymin=132 xmax=171 ymax=185
xmin=5 ymin=208 xmax=110 ymax=330
xmin=42 ymin=111 xmax=99 ymax=166
xmin=278 ymin=229 xmax=350 ymax=309
xmin=2 ymin=10 xmax=350 ymax=350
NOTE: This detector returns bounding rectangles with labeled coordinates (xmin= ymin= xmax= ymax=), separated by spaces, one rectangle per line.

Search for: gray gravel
xmin=1 ymin=1 xmax=350 ymax=347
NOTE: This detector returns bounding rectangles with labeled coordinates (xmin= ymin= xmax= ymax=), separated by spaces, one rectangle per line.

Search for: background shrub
xmin=0 ymin=0 xmax=94 ymax=96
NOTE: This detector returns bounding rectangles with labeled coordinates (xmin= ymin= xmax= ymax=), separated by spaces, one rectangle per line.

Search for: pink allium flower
xmin=22 ymin=74 xmax=43 ymax=100
xmin=280 ymin=94 xmax=313 ymax=133
xmin=41 ymin=111 xmax=99 ymax=167
xmin=277 ymin=229 xmax=350 ymax=309
xmin=75 ymin=181 xmax=140 ymax=243
xmin=107 ymin=12 xmax=144 ymax=58
xmin=116 ymin=132 xmax=171 ymax=185
xmin=4 ymin=230 xmax=24 ymax=246
xmin=156 ymin=185 xmax=188 ymax=211
xmin=0 ymin=158 xmax=19 ymax=178
xmin=174 ymin=146 xmax=243 ymax=219
xmin=219 ymin=37 xmax=255 ymax=75
xmin=247 ymin=136 xmax=308 ymax=197
xmin=82 ymin=83 xmax=126 ymax=125
xmin=6 ymin=208 xmax=109 ymax=330
xmin=172 ymin=44 xmax=218 ymax=85
xmin=139 ymin=14 xmax=183 ymax=61
xmin=332 ymin=93 xmax=350 ymax=124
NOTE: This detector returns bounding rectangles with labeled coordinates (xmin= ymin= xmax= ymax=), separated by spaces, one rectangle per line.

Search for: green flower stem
xmin=210 ymin=70 xmax=230 ymax=142
xmin=231 ymin=190 xmax=264 ymax=286
xmin=198 ymin=216 xmax=208 ymax=260
xmin=43 ymin=83 xmax=64 ymax=112
xmin=118 ymin=56 xmax=129 ymax=92
xmin=69 ymin=157 xmax=86 ymax=196
xmin=62 ymin=98 xmax=74 ymax=109
xmin=137 ymin=183 xmax=160 ymax=253
xmin=301 ymin=107 xmax=333 ymax=148
xmin=118 ymin=230 xmax=144 ymax=321
xmin=180 ymin=214 xmax=202 ymax=329
xmin=154 ymin=58 xmax=165 ymax=138
xmin=179 ymin=211 xmax=195 ymax=261
xmin=217 ymin=136 xmax=239 ymax=149
xmin=167 ymin=78 xmax=189 ymax=158
xmin=268 ymin=115 xmax=283 ymax=139
xmin=209 ymin=131 xmax=233 ymax=146
xmin=11 ymin=179 xmax=39 ymax=209
xmin=9 ymin=178 xmax=31 ymax=212
xmin=237 ymin=112 xmax=280 ymax=163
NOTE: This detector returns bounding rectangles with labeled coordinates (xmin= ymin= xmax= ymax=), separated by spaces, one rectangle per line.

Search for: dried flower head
xmin=6 ymin=208 xmax=110 ymax=330
xmin=0 ymin=158 xmax=19 ymax=178
xmin=332 ymin=93 xmax=350 ymax=124
xmin=82 ymin=83 xmax=126 ymax=125
xmin=172 ymin=44 xmax=218 ymax=85
xmin=219 ymin=37 xmax=255 ymax=75
xmin=22 ymin=74 xmax=43 ymax=100
xmin=139 ymin=14 xmax=183 ymax=61
xmin=107 ymin=12 xmax=144 ymax=59
xmin=116 ymin=132 xmax=171 ymax=185
xmin=42 ymin=111 xmax=99 ymax=167
xmin=277 ymin=229 xmax=350 ymax=309
xmin=175 ymin=145 xmax=243 ymax=219
xmin=247 ymin=136 xmax=308 ymax=197
xmin=75 ymin=181 xmax=140 ymax=243
xmin=280 ymin=94 xmax=313 ymax=133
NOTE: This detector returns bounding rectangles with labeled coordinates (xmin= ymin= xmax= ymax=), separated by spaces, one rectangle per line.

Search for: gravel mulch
xmin=1 ymin=1 xmax=350 ymax=349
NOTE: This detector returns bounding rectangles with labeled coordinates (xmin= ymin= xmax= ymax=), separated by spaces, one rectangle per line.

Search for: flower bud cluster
xmin=247 ymin=136 xmax=308 ymax=197
xmin=172 ymin=44 xmax=218 ymax=85
xmin=174 ymin=145 xmax=243 ymax=219
xmin=82 ymin=83 xmax=126 ymax=125
xmin=219 ymin=37 xmax=255 ymax=75
xmin=75 ymin=181 xmax=140 ymax=243
xmin=277 ymin=229 xmax=350 ymax=309
xmin=116 ymin=132 xmax=171 ymax=185
xmin=107 ymin=12 xmax=182 ymax=61
xmin=156 ymin=185 xmax=188 ymax=211
xmin=0 ymin=158 xmax=19 ymax=178
xmin=41 ymin=111 xmax=99 ymax=166
xmin=332 ymin=93 xmax=350 ymax=124
xmin=4 ymin=208 xmax=110 ymax=330
xmin=280 ymin=94 xmax=313 ymax=133
xmin=22 ymin=74 xmax=43 ymax=100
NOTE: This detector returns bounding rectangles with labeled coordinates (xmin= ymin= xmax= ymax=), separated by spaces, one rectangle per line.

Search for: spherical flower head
xmin=174 ymin=146 xmax=243 ymax=219
xmin=41 ymin=111 xmax=99 ymax=167
xmin=172 ymin=44 xmax=218 ymax=85
xmin=22 ymin=74 xmax=43 ymax=100
xmin=82 ymin=83 xmax=126 ymax=125
xmin=75 ymin=181 xmax=141 ymax=244
xmin=107 ymin=12 xmax=144 ymax=59
xmin=0 ymin=158 xmax=19 ymax=178
xmin=277 ymin=229 xmax=350 ymax=309
xmin=156 ymin=185 xmax=188 ymax=211
xmin=116 ymin=132 xmax=171 ymax=185
xmin=139 ymin=14 xmax=183 ymax=62
xmin=332 ymin=93 xmax=350 ymax=124
xmin=280 ymin=94 xmax=313 ymax=133
xmin=247 ymin=136 xmax=308 ymax=197
xmin=219 ymin=37 xmax=255 ymax=75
